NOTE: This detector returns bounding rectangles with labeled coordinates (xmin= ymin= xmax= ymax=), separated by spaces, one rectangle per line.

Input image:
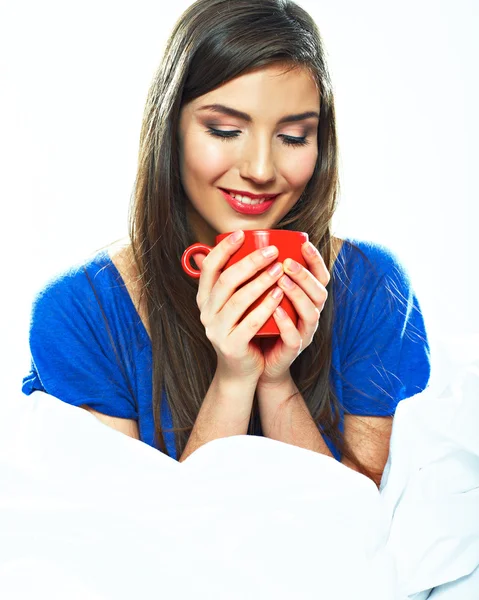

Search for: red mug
xmin=181 ymin=229 xmax=309 ymax=337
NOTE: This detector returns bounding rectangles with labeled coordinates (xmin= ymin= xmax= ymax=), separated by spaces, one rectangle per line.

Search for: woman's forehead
xmin=183 ymin=66 xmax=319 ymax=119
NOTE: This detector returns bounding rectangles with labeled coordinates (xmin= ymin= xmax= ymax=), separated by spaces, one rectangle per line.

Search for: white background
xmin=1 ymin=0 xmax=477 ymax=398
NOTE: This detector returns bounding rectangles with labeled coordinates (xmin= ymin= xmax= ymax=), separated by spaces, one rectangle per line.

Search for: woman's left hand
xmin=256 ymin=241 xmax=330 ymax=387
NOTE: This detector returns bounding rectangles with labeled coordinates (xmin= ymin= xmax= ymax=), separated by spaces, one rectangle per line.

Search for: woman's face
xmin=178 ymin=63 xmax=320 ymax=246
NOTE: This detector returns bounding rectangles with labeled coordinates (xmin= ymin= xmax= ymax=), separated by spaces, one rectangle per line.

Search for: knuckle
xmin=253 ymin=280 xmax=272 ymax=303
xmin=259 ymin=274 xmax=273 ymax=292
xmin=219 ymin=344 xmax=236 ymax=360
xmin=204 ymin=328 xmax=215 ymax=346
xmin=249 ymin=251 xmax=265 ymax=268
xmin=293 ymin=339 xmax=303 ymax=353
xmin=248 ymin=317 xmax=261 ymax=332
xmin=217 ymin=343 xmax=228 ymax=356
xmin=216 ymin=270 xmax=231 ymax=288
xmin=229 ymin=293 xmax=242 ymax=312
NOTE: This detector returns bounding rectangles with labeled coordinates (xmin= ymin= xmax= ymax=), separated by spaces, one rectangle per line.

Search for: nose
xmin=238 ymin=135 xmax=276 ymax=186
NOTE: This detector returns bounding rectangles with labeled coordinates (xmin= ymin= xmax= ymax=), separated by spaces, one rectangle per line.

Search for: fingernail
xmin=261 ymin=245 xmax=278 ymax=258
xmin=285 ymin=258 xmax=301 ymax=273
xmin=272 ymin=287 xmax=283 ymax=300
xmin=304 ymin=242 xmax=317 ymax=256
xmin=268 ymin=262 xmax=283 ymax=277
xmin=279 ymin=275 xmax=295 ymax=289
xmin=229 ymin=230 xmax=244 ymax=243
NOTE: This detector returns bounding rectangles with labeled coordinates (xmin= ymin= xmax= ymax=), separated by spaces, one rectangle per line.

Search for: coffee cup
xmin=181 ymin=229 xmax=309 ymax=337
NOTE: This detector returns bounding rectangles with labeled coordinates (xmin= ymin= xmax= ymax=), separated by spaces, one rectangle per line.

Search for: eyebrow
xmin=197 ymin=103 xmax=320 ymax=124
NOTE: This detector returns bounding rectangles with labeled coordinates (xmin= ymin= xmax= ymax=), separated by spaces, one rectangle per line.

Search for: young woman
xmin=22 ymin=0 xmax=430 ymax=487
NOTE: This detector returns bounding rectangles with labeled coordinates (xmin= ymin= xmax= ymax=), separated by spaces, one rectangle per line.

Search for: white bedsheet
xmin=1 ymin=343 xmax=478 ymax=599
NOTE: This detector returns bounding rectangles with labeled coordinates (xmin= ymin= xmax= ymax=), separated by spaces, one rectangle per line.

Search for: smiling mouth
xmin=220 ymin=189 xmax=280 ymax=204
xmin=219 ymin=188 xmax=278 ymax=215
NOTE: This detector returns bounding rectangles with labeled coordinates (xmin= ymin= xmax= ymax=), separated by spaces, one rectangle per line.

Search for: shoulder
xmin=30 ymin=239 xmax=146 ymax=339
xmin=333 ymin=240 xmax=431 ymax=410
xmin=331 ymin=237 xmax=421 ymax=333
xmin=339 ymin=237 xmax=407 ymax=274
xmin=334 ymin=237 xmax=411 ymax=291
xmin=30 ymin=243 xmax=122 ymax=321
xmin=23 ymin=240 xmax=143 ymax=418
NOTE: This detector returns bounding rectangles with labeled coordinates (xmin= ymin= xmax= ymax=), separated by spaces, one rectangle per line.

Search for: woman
xmin=22 ymin=0 xmax=430 ymax=487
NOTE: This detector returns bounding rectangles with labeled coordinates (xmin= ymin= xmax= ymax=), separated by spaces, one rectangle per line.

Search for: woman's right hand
xmin=194 ymin=230 xmax=285 ymax=382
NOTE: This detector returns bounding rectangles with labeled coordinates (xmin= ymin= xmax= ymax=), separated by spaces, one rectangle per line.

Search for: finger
xmin=196 ymin=230 xmax=246 ymax=309
xmin=301 ymin=242 xmax=331 ymax=287
xmin=216 ymin=260 xmax=284 ymax=331
xmin=230 ymin=285 xmax=284 ymax=342
xmin=202 ymin=244 xmax=280 ymax=318
xmin=281 ymin=261 xmax=328 ymax=310
xmin=277 ymin=274 xmax=323 ymax=336
xmin=272 ymin=307 xmax=303 ymax=354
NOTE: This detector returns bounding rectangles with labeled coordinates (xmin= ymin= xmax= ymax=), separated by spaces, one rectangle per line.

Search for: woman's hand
xmin=193 ymin=230 xmax=286 ymax=383
xmin=256 ymin=241 xmax=330 ymax=387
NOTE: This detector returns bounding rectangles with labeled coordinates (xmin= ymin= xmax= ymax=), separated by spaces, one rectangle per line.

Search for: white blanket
xmin=1 ymin=348 xmax=478 ymax=599
xmin=380 ymin=359 xmax=479 ymax=599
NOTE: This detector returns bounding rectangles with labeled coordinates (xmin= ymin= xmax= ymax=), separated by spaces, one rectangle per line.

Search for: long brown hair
xmin=127 ymin=0 xmax=383 ymax=481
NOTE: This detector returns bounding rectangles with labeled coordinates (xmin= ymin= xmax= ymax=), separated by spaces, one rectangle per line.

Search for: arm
xmin=255 ymin=243 xmax=428 ymax=486
xmin=79 ymin=405 xmax=140 ymax=440
xmin=80 ymin=371 xmax=258 ymax=454
xmin=179 ymin=371 xmax=257 ymax=463
xmin=341 ymin=415 xmax=392 ymax=487
xmin=256 ymin=375 xmax=334 ymax=459
xmin=257 ymin=376 xmax=392 ymax=487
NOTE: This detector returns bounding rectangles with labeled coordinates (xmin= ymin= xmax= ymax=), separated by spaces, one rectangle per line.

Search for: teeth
xmin=229 ymin=193 xmax=267 ymax=205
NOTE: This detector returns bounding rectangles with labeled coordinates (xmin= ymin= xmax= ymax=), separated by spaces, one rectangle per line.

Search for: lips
xmin=219 ymin=188 xmax=276 ymax=215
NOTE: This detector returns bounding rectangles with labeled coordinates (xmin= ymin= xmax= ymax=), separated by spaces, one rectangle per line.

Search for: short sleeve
xmin=339 ymin=246 xmax=431 ymax=416
xmin=21 ymin=266 xmax=139 ymax=420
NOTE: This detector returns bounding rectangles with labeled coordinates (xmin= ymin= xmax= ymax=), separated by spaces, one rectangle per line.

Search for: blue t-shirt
xmin=21 ymin=238 xmax=431 ymax=461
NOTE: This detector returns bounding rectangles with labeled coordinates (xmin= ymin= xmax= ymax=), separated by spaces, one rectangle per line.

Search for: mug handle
xmin=181 ymin=243 xmax=213 ymax=278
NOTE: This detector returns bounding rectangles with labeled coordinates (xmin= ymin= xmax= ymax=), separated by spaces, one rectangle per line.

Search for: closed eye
xmin=206 ymin=127 xmax=310 ymax=148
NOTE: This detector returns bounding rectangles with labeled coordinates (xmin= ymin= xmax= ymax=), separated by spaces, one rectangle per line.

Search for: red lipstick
xmin=219 ymin=189 xmax=276 ymax=215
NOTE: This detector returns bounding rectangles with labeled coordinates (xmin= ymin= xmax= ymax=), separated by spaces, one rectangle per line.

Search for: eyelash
xmin=206 ymin=127 xmax=310 ymax=148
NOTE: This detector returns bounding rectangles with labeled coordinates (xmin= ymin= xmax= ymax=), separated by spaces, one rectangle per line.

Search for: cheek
xmin=282 ymin=148 xmax=318 ymax=188
xmin=182 ymin=132 xmax=232 ymax=182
